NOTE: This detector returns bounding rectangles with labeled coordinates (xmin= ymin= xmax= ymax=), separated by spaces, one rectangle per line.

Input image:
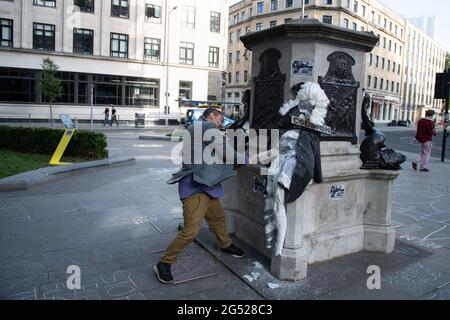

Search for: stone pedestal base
xmin=271 ymin=247 xmax=308 ymax=281
xmin=221 ymin=142 xmax=399 ymax=282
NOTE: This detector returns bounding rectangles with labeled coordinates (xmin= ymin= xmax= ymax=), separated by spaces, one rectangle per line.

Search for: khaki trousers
xmin=160 ymin=193 xmax=232 ymax=265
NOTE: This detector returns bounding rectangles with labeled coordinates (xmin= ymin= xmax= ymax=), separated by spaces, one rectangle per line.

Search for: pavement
xmin=0 ymin=130 xmax=450 ymax=300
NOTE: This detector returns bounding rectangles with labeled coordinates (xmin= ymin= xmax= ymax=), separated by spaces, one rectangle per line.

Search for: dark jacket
xmin=286 ymin=130 xmax=323 ymax=204
xmin=167 ymin=116 xmax=245 ymax=187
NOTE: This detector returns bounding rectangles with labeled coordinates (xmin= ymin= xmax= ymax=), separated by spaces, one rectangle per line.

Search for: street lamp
xmin=302 ymin=0 xmax=305 ymax=19
xmin=164 ymin=5 xmax=178 ymax=127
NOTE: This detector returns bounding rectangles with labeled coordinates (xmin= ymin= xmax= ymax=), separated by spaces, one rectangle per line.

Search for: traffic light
xmin=435 ymin=72 xmax=448 ymax=100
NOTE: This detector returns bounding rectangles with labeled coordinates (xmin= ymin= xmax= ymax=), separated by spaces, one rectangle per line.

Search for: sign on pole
xmin=49 ymin=114 xmax=76 ymax=166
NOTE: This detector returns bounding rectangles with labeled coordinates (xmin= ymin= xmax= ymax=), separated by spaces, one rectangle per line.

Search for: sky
xmin=228 ymin=0 xmax=450 ymax=52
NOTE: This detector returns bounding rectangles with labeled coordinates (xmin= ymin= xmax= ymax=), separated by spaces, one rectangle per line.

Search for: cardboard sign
xmin=291 ymin=116 xmax=332 ymax=135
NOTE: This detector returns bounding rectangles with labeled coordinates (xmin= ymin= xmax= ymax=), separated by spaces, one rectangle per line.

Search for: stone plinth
xmin=221 ymin=19 xmax=396 ymax=282
xmin=222 ymin=142 xmax=398 ymax=281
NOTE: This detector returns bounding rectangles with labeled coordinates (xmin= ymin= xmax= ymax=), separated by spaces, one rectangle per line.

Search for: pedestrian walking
xmin=153 ymin=108 xmax=248 ymax=284
xmin=102 ymin=106 xmax=110 ymax=126
xmin=111 ymin=106 xmax=119 ymax=127
xmin=412 ymin=110 xmax=437 ymax=172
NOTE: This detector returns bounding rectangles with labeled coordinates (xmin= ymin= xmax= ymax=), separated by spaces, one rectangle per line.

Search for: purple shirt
xmin=178 ymin=174 xmax=224 ymax=200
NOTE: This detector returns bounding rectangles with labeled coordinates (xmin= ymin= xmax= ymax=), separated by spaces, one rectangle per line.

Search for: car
xmin=184 ymin=108 xmax=235 ymax=129
xmin=397 ymin=120 xmax=408 ymax=127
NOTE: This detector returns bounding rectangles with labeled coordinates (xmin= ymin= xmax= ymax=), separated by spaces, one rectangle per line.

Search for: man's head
xmin=425 ymin=110 xmax=435 ymax=118
xmin=203 ymin=108 xmax=224 ymax=128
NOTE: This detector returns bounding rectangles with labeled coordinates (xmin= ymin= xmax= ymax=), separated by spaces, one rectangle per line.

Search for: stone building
xmin=0 ymin=0 xmax=228 ymax=123
xmin=226 ymin=0 xmax=447 ymax=125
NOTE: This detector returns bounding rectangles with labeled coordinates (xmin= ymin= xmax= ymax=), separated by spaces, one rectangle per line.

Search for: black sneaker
xmin=153 ymin=262 xmax=173 ymax=284
xmin=220 ymin=244 xmax=246 ymax=258
xmin=412 ymin=161 xmax=417 ymax=171
xmin=420 ymin=168 xmax=429 ymax=172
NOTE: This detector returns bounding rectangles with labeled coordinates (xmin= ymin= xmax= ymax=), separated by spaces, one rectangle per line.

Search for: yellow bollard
xmin=49 ymin=129 xmax=76 ymax=166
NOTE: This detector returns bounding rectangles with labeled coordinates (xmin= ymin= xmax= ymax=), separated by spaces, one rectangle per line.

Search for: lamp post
xmin=90 ymin=83 xmax=95 ymax=131
xmin=164 ymin=5 xmax=178 ymax=127
xmin=302 ymin=0 xmax=305 ymax=19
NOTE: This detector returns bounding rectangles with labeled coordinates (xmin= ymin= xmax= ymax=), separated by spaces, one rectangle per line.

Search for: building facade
xmin=0 ymin=0 xmax=228 ymax=123
xmin=226 ymin=0 xmax=447 ymax=125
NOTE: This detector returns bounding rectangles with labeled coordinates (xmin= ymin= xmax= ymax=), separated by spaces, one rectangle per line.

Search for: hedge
xmin=0 ymin=126 xmax=108 ymax=159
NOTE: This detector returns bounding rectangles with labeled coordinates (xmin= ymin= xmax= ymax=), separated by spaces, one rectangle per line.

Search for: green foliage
xmin=40 ymin=58 xmax=63 ymax=104
xmin=0 ymin=126 xmax=108 ymax=160
xmin=446 ymin=53 xmax=450 ymax=70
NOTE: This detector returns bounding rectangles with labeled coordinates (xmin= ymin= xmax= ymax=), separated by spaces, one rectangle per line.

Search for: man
xmin=111 ymin=106 xmax=119 ymax=126
xmin=412 ymin=110 xmax=437 ymax=172
xmin=153 ymin=108 xmax=247 ymax=284
xmin=102 ymin=106 xmax=110 ymax=126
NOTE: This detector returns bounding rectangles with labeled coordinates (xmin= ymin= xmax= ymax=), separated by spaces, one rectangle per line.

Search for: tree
xmin=40 ymin=58 xmax=63 ymax=126
xmin=446 ymin=53 xmax=450 ymax=70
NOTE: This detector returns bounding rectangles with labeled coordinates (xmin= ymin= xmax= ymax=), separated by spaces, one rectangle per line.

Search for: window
xmin=375 ymin=55 xmax=379 ymax=68
xmin=367 ymin=75 xmax=372 ymax=87
xmin=244 ymin=70 xmax=248 ymax=83
xmin=235 ymin=71 xmax=240 ymax=83
xmin=389 ymin=40 xmax=392 ymax=51
xmin=125 ymin=77 xmax=159 ymax=107
xmin=323 ymin=16 xmax=332 ymax=24
xmin=369 ymin=53 xmax=373 ymax=65
xmin=210 ymin=12 xmax=221 ymax=33
xmin=270 ymin=20 xmax=277 ymax=28
xmin=228 ymin=52 xmax=232 ymax=64
xmin=228 ymin=73 xmax=231 ymax=84
xmin=271 ymin=0 xmax=278 ymax=11
xmin=245 ymin=26 xmax=250 ymax=34
xmin=385 ymin=80 xmax=389 ymax=91
xmin=111 ymin=0 xmax=129 ymax=18
xmin=257 ymin=2 xmax=264 ymax=14
xmin=73 ymin=28 xmax=93 ymax=55
xmin=229 ymin=32 xmax=233 ymax=43
xmin=144 ymin=38 xmax=160 ymax=61
xmin=179 ymin=42 xmax=194 ymax=64
xmin=33 ymin=23 xmax=55 ymax=51
xmin=391 ymin=81 xmax=394 ymax=92
xmin=382 ymin=58 xmax=385 ymax=69
xmin=236 ymin=50 xmax=241 ymax=63
xmin=392 ymin=62 xmax=396 ymax=73
xmin=343 ymin=18 xmax=349 ymax=29
xmin=353 ymin=23 xmax=357 ymax=31
xmin=374 ymin=77 xmax=378 ymax=89
xmin=237 ymin=29 xmax=241 ymax=40
xmin=181 ymin=5 xmax=196 ymax=29
xmin=387 ymin=60 xmax=391 ymax=71
xmin=74 ymin=0 xmax=95 ymax=13
xmin=110 ymin=33 xmax=128 ymax=58
xmin=324 ymin=0 xmax=332 ymax=4
xmin=380 ymin=78 xmax=384 ymax=90
xmin=0 ymin=67 xmax=36 ymax=103
xmin=384 ymin=18 xmax=387 ymax=29
xmin=33 ymin=0 xmax=56 ymax=7
xmin=241 ymin=11 xmax=246 ymax=21
xmin=256 ymin=23 xmax=263 ymax=31
xmin=179 ymin=81 xmax=192 ymax=100
xmin=145 ymin=4 xmax=161 ymax=23
xmin=343 ymin=0 xmax=349 ymax=8
xmin=362 ymin=5 xmax=366 ymax=17
xmin=0 ymin=19 xmax=13 ymax=47
xmin=209 ymin=46 xmax=219 ymax=68
xmin=354 ymin=1 xmax=358 ymax=13
xmin=286 ymin=0 xmax=293 ymax=8
xmin=383 ymin=37 xmax=386 ymax=48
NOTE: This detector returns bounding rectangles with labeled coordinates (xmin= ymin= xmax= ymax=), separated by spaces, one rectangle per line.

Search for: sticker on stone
xmin=292 ymin=60 xmax=314 ymax=76
xmin=330 ymin=185 xmax=345 ymax=200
